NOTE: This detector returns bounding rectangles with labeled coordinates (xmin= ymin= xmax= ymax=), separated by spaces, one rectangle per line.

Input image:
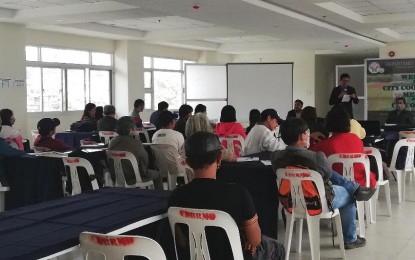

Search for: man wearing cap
xmin=168 ymin=131 xmax=285 ymax=259
xmin=152 ymin=110 xmax=184 ymax=155
xmin=244 ymin=109 xmax=286 ymax=155
xmin=34 ymin=118 xmax=70 ymax=151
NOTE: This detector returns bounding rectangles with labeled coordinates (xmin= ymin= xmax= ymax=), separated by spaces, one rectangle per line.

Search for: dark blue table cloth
xmin=55 ymin=132 xmax=93 ymax=148
xmin=0 ymin=188 xmax=170 ymax=259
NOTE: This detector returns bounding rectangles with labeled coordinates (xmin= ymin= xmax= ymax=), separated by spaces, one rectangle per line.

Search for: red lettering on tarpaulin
xmin=179 ymin=210 xmax=216 ymax=220
xmin=90 ymin=235 xmax=134 ymax=246
xmin=65 ymin=158 xmax=80 ymax=163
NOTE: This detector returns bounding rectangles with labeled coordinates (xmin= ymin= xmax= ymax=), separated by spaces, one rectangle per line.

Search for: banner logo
xmin=368 ymin=62 xmax=384 ymax=74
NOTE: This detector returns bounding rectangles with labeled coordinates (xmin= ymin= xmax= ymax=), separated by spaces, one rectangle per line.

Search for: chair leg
xmin=397 ymin=170 xmax=405 ymax=203
xmin=384 ymin=182 xmax=392 ymax=216
xmin=0 ymin=192 xmax=5 ymax=212
xmin=356 ymin=201 xmax=365 ymax=238
xmin=334 ymin=215 xmax=346 ymax=260
xmin=294 ymin=219 xmax=303 ymax=253
xmin=306 ymin=216 xmax=320 ymax=260
xmin=284 ymin=213 xmax=295 ymax=260
xmin=364 ymin=200 xmax=371 ymax=227
xmin=369 ymin=188 xmax=378 ymax=223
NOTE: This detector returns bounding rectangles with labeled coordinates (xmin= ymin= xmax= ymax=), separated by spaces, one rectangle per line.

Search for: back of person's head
xmin=280 ymin=118 xmax=309 ymax=145
xmin=116 ymin=116 xmax=134 ymax=135
xmin=340 ymin=73 xmax=350 ymax=80
xmin=0 ymin=108 xmax=13 ymax=126
xmin=185 ymin=113 xmax=213 ymax=137
xmin=195 ymin=104 xmax=207 ymax=114
xmin=103 ymin=105 xmax=116 ymax=116
xmin=300 ymin=106 xmax=317 ymax=122
xmin=185 ymin=131 xmax=222 ymax=170
xmin=260 ymin=109 xmax=283 ymax=124
xmin=220 ymin=105 xmax=237 ymax=122
xmin=95 ymin=106 xmax=103 ymax=119
xmin=134 ymin=99 xmax=144 ymax=108
xmin=249 ymin=109 xmax=260 ymax=126
xmin=37 ymin=118 xmax=60 ymax=136
xmin=325 ymin=105 xmax=350 ymax=133
xmin=83 ymin=103 xmax=96 ymax=118
xmin=159 ymin=110 xmax=178 ymax=128
xmin=157 ymin=101 xmax=169 ymax=111
xmin=178 ymin=104 xmax=193 ymax=118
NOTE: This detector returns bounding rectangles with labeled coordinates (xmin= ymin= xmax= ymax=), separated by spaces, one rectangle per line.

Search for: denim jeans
xmin=331 ymin=185 xmax=357 ymax=243
xmin=330 ymin=171 xmax=359 ymax=197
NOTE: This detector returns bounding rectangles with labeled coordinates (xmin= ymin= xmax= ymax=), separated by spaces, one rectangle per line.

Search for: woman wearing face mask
xmin=310 ymin=105 xmax=377 ymax=188
xmin=386 ymin=97 xmax=414 ymax=125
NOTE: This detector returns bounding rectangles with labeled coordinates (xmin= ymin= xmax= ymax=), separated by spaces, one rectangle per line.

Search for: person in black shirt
xmin=329 ymin=73 xmax=359 ymax=118
xmin=286 ymin=99 xmax=303 ymax=119
xmin=168 ymin=131 xmax=285 ymax=259
xmin=386 ymin=97 xmax=414 ymax=125
xmin=97 ymin=105 xmax=118 ymax=131
xmin=173 ymin=104 xmax=193 ymax=138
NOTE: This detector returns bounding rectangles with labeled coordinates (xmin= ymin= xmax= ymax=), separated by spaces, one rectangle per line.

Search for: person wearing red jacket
xmin=34 ymin=118 xmax=70 ymax=152
xmin=215 ymin=105 xmax=246 ymax=139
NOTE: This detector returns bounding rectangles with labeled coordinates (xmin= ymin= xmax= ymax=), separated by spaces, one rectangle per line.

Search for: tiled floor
xmin=279 ymin=176 xmax=415 ymax=260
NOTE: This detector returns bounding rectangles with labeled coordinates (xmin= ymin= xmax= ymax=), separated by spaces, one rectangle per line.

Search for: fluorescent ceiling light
xmin=316 ymin=2 xmax=364 ymax=23
xmin=315 ymin=50 xmax=346 ymax=55
xmin=376 ymin=28 xmax=401 ymax=39
xmin=241 ymin=0 xmax=383 ymax=45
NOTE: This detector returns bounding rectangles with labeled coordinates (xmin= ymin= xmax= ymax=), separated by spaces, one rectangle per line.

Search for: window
xmin=25 ymin=46 xmax=112 ymax=112
xmin=144 ymin=56 xmax=195 ymax=110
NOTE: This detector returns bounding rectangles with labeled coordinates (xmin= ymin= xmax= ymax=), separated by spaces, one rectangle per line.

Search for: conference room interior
xmin=2 ymin=0 xmax=415 ymax=259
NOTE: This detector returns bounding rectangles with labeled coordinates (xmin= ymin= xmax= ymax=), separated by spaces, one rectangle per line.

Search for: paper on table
xmin=261 ymin=160 xmax=272 ymax=166
xmin=236 ymin=157 xmax=259 ymax=162
xmin=341 ymin=94 xmax=351 ymax=102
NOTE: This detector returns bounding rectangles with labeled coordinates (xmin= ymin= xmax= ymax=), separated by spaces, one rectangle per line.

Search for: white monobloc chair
xmin=151 ymin=144 xmax=193 ymax=190
xmin=276 ymin=169 xmax=346 ymax=260
xmin=134 ymin=128 xmax=150 ymax=143
xmin=98 ymin=131 xmax=118 ymax=144
xmin=399 ymin=130 xmax=415 ymax=139
xmin=219 ymin=134 xmax=245 ymax=157
xmin=364 ymin=147 xmax=392 ymax=221
xmin=106 ymin=150 xmax=154 ymax=189
xmin=80 ymin=232 xmax=166 ymax=260
xmin=327 ymin=153 xmax=371 ymax=238
xmin=168 ymin=207 xmax=244 ymax=260
xmin=62 ymin=157 xmax=99 ymax=195
xmin=389 ymin=138 xmax=415 ymax=203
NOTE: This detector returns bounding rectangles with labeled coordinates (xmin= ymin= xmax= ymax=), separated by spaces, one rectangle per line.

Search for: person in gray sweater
xmin=108 ymin=116 xmax=163 ymax=189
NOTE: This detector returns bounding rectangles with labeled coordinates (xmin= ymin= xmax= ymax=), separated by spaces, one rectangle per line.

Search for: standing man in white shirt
xmin=244 ymin=109 xmax=286 ymax=155
xmin=152 ymin=110 xmax=184 ymax=155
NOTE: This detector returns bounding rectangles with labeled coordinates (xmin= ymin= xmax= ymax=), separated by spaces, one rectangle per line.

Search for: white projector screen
xmin=227 ymin=63 xmax=293 ymax=122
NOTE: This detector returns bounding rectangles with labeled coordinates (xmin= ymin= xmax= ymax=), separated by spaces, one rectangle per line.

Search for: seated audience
xmin=311 ymin=106 xmax=376 ymax=188
xmin=97 ymin=105 xmax=118 ymax=132
xmin=152 ymin=111 xmax=184 ymax=155
xmin=386 ymin=97 xmax=414 ymax=125
xmin=108 ymin=116 xmax=163 ymax=189
xmin=244 ymin=109 xmax=286 ymax=155
xmin=271 ymin=117 xmax=376 ymax=249
xmin=168 ymin=131 xmax=285 ymax=259
xmin=150 ymin=101 xmax=169 ymax=129
xmin=185 ymin=113 xmax=237 ymax=162
xmin=71 ymin=103 xmax=97 ymax=132
xmin=286 ymin=99 xmax=303 ymax=119
xmin=174 ymin=104 xmax=193 ymax=138
xmin=300 ymin=106 xmax=329 ymax=138
xmin=246 ymin=109 xmax=260 ymax=135
xmin=95 ymin=106 xmax=103 ymax=121
xmin=0 ymin=109 xmax=24 ymax=150
xmin=215 ymin=105 xmax=246 ymax=138
xmin=130 ymin=99 xmax=145 ymax=127
xmin=34 ymin=118 xmax=70 ymax=151
xmin=194 ymin=103 xmax=207 ymax=114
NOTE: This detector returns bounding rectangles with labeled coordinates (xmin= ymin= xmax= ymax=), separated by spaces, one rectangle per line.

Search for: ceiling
xmin=0 ymin=0 xmax=413 ymax=55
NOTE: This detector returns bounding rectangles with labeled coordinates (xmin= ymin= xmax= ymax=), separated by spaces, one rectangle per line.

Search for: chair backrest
xmin=80 ymin=232 xmax=166 ymax=260
xmin=62 ymin=157 xmax=99 ymax=195
xmin=219 ymin=135 xmax=244 ymax=157
xmin=168 ymin=207 xmax=244 ymax=260
xmin=363 ymin=147 xmax=384 ymax=182
xmin=134 ymin=128 xmax=150 ymax=143
xmin=99 ymin=131 xmax=118 ymax=144
xmin=33 ymin=146 xmax=51 ymax=153
xmin=399 ymin=131 xmax=415 ymax=139
xmin=327 ymin=153 xmax=370 ymax=187
xmin=80 ymin=139 xmax=98 ymax=146
xmin=106 ymin=150 xmax=150 ymax=188
xmin=389 ymin=138 xmax=415 ymax=171
xmin=276 ymin=168 xmax=331 ymax=216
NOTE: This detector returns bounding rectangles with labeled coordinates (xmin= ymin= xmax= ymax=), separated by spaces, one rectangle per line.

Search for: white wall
xmin=379 ymin=41 xmax=415 ymax=58
xmin=231 ymin=51 xmax=315 ymax=116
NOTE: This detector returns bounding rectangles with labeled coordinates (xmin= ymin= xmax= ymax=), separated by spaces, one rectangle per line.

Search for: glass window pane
xmin=153 ymin=57 xmax=181 ymax=70
xmin=26 ymin=67 xmax=42 ymax=112
xmin=153 ymin=71 xmax=182 ymax=110
xmin=41 ymin=47 xmax=89 ymax=64
xmin=144 ymin=57 xmax=152 ymax=68
xmin=26 ymin=46 xmax=38 ymax=62
xmin=67 ymin=69 xmax=86 ymax=111
xmin=42 ymin=68 xmax=62 ymax=112
xmin=144 ymin=71 xmax=151 ymax=88
xmin=90 ymin=70 xmax=111 ymax=106
xmin=144 ymin=93 xmax=152 ymax=109
xmin=91 ymin=52 xmax=112 ymax=66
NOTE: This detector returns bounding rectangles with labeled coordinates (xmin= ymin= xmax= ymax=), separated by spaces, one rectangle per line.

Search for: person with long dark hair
xmin=246 ymin=109 xmax=260 ymax=135
xmin=215 ymin=105 xmax=246 ymax=138
xmin=0 ymin=109 xmax=24 ymax=150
